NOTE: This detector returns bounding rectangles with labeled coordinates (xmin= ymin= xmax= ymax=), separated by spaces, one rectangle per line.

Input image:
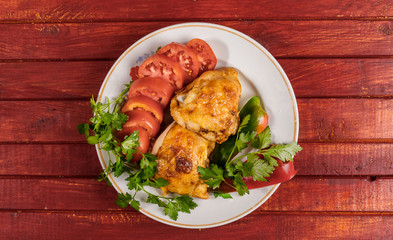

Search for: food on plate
xmin=157 ymin=43 xmax=200 ymax=84
xmin=238 ymin=96 xmax=269 ymax=135
xmin=210 ymin=96 xmax=269 ymax=166
xmin=78 ymin=37 xmax=302 ymax=221
xmin=198 ymin=96 xmax=302 ymax=196
xmin=154 ymin=68 xmax=241 ymax=199
xmin=128 ymin=77 xmax=174 ymax=108
xmin=122 ymin=109 xmax=161 ymax=138
xmin=217 ymin=160 xmax=297 ymax=192
xmin=155 ymin=123 xmax=215 ymax=199
xmin=132 ymin=38 xmax=217 ymax=84
xmin=170 ymin=67 xmax=241 ymax=144
xmin=116 ymin=39 xmax=218 ymax=163
xmin=186 ymin=38 xmax=217 ymax=73
xmin=138 ymin=54 xmax=185 ymax=90
xmin=117 ymin=126 xmax=150 ymax=161
xmin=121 ymin=95 xmax=164 ymax=122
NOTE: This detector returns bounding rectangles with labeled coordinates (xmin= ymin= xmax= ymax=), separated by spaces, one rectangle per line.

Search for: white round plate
xmin=96 ymin=22 xmax=299 ymax=229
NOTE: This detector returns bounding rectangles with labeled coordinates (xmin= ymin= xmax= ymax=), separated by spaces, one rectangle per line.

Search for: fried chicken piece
xmin=155 ymin=123 xmax=215 ymax=199
xmin=170 ymin=68 xmax=241 ymax=144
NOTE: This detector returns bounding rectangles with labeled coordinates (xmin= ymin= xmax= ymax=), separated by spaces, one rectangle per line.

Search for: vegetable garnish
xmin=78 ymin=85 xmax=301 ymax=220
xmin=77 ymin=82 xmax=197 ymax=221
xmin=199 ymin=96 xmax=302 ymax=196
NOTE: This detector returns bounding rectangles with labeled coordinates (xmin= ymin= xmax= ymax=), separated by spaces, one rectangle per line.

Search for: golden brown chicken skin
xmin=155 ymin=123 xmax=215 ymax=199
xmin=170 ymin=68 xmax=241 ymax=144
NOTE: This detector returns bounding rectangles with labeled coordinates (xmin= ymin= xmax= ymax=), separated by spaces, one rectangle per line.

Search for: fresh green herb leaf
xmin=115 ymin=193 xmax=132 ymax=208
xmin=263 ymin=142 xmax=303 ymax=162
xmin=251 ymin=126 xmax=271 ymax=149
xmin=213 ymin=192 xmax=233 ymax=199
xmin=114 ymin=160 xmax=125 ymax=177
xmin=198 ymin=165 xmax=224 ymax=190
xmin=164 ymin=201 xmax=179 ymax=221
xmin=264 ymin=155 xmax=278 ymax=167
xmin=87 ymin=135 xmax=99 ymax=145
xmin=153 ymin=178 xmax=169 ymax=188
xmin=97 ymin=171 xmax=112 ymax=186
xmin=175 ymin=195 xmax=198 ymax=213
xmin=238 ymin=114 xmax=250 ymax=132
xmin=236 ymin=131 xmax=256 ymax=152
xmin=233 ymin=174 xmax=249 ymax=196
xmin=77 ymin=123 xmax=90 ymax=136
xmin=146 ymin=194 xmax=166 ymax=208
xmin=129 ymin=198 xmax=140 ymax=211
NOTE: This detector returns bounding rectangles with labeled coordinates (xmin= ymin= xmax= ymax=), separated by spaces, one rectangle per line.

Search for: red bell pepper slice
xmin=219 ymin=160 xmax=297 ymax=193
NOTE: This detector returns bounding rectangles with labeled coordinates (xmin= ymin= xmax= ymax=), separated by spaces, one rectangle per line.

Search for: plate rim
xmin=95 ymin=22 xmax=299 ymax=229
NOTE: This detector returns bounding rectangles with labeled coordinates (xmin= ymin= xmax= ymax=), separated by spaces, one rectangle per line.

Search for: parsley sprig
xmin=77 ymin=82 xmax=197 ymax=221
xmin=198 ymin=114 xmax=302 ymax=196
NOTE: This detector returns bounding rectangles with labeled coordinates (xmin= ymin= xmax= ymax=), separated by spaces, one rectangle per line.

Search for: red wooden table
xmin=1 ymin=1 xmax=393 ymax=239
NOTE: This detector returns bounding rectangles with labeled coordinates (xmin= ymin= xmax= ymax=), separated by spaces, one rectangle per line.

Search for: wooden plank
xmin=0 ymin=144 xmax=101 ymax=176
xmin=298 ymin=98 xmax=393 ymax=141
xmin=0 ymin=101 xmax=90 ymax=142
xmin=0 ymin=61 xmax=112 ymax=100
xmin=1 ymin=143 xmax=392 ymax=176
xmin=262 ymin=177 xmax=393 ymax=212
xmin=0 ymin=211 xmax=392 ymax=239
xmin=1 ymin=178 xmax=392 ymax=212
xmin=2 ymin=0 xmax=393 ymax=21
xmin=280 ymin=59 xmax=393 ymax=97
xmin=1 ymin=21 xmax=393 ymax=60
xmin=295 ymin=143 xmax=393 ymax=176
xmin=1 ymin=99 xmax=392 ymax=142
xmin=2 ymin=59 xmax=393 ymax=100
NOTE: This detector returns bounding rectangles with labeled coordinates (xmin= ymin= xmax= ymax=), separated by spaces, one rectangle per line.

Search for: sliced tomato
xmin=121 ymin=95 xmax=164 ymax=123
xmin=138 ymin=54 xmax=185 ymax=90
xmin=186 ymin=38 xmax=217 ymax=73
xmin=128 ymin=77 xmax=174 ymax=108
xmin=129 ymin=66 xmax=140 ymax=81
xmin=157 ymin=43 xmax=200 ymax=84
xmin=117 ymin=126 xmax=150 ymax=161
xmin=219 ymin=160 xmax=297 ymax=193
xmin=123 ymin=109 xmax=161 ymax=138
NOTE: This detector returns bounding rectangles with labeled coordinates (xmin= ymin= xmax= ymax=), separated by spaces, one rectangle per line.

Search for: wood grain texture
xmin=1 ymin=99 xmax=392 ymax=142
xmin=0 ymin=211 xmax=392 ymax=239
xmin=2 ymin=0 xmax=393 ymax=21
xmin=1 ymin=143 xmax=392 ymax=176
xmin=279 ymin=58 xmax=393 ymax=97
xmin=0 ymin=61 xmax=112 ymax=100
xmin=298 ymin=98 xmax=393 ymax=141
xmin=2 ymin=1 xmax=393 ymax=237
xmin=0 ymin=144 xmax=100 ymax=176
xmin=2 ymin=59 xmax=393 ymax=100
xmin=1 ymin=178 xmax=392 ymax=212
xmin=295 ymin=143 xmax=393 ymax=176
xmin=1 ymin=21 xmax=393 ymax=60
xmin=0 ymin=101 xmax=90 ymax=142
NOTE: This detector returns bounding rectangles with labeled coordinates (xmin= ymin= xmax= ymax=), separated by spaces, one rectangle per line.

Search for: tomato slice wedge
xmin=121 ymin=95 xmax=164 ymax=123
xmin=129 ymin=66 xmax=140 ymax=81
xmin=157 ymin=43 xmax=200 ymax=84
xmin=128 ymin=77 xmax=174 ymax=109
xmin=138 ymin=54 xmax=185 ymax=90
xmin=219 ymin=160 xmax=297 ymax=192
xmin=123 ymin=109 xmax=161 ymax=138
xmin=186 ymin=38 xmax=217 ymax=74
